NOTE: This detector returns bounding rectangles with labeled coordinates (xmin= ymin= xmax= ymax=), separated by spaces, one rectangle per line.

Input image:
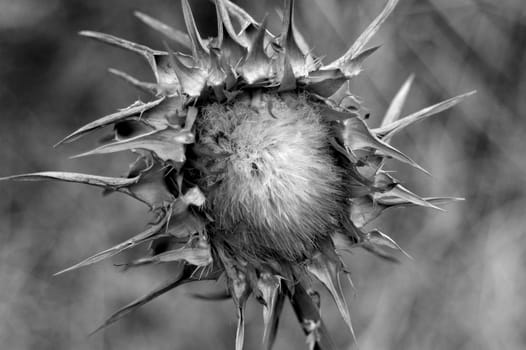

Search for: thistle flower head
xmin=2 ymin=0 xmax=474 ymax=348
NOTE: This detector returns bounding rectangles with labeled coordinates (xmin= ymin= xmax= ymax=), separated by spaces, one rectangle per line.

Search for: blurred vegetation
xmin=1 ymin=0 xmax=525 ymax=349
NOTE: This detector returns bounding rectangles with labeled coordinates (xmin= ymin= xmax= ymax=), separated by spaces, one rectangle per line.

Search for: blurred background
xmin=1 ymin=0 xmax=525 ymax=349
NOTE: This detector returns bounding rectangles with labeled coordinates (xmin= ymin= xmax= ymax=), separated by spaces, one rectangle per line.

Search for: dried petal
xmin=137 ymin=96 xmax=185 ymax=131
xmin=356 ymin=154 xmax=384 ymax=180
xmin=125 ymin=239 xmax=212 ymax=267
xmin=279 ymin=0 xmax=312 ymax=77
xmin=214 ymin=0 xmax=248 ymax=73
xmin=257 ymin=273 xmax=284 ymax=350
xmin=216 ymin=0 xmax=249 ymax=47
xmin=91 ymin=264 xmax=220 ymax=334
xmin=238 ymin=17 xmax=272 ymax=84
xmin=125 ymin=158 xmax=177 ymax=208
xmin=377 ymin=195 xmax=463 ymax=207
xmin=0 ymin=171 xmax=139 ymax=189
xmin=230 ymin=271 xmax=250 ymax=350
xmin=372 ymin=173 xmax=443 ymax=210
xmin=350 ymin=196 xmax=383 ymax=228
xmin=301 ymin=68 xmax=347 ymax=98
xmin=183 ymin=106 xmax=198 ymax=131
xmin=79 ymin=30 xmax=167 ymax=83
xmin=108 ymin=68 xmax=167 ymax=96
xmin=181 ymin=0 xmax=210 ymax=65
xmin=341 ymin=116 xmax=429 ymax=174
xmin=327 ymin=82 xmax=362 ymax=110
xmin=154 ymin=54 xmax=181 ymax=86
xmin=381 ymin=74 xmax=415 ymax=127
xmin=53 ymin=212 xmax=170 ymax=275
xmin=223 ymin=0 xmax=255 ymax=28
xmin=166 ymin=49 xmax=208 ymax=97
xmin=207 ymin=48 xmax=227 ymax=90
xmin=337 ymin=45 xmax=380 ymax=78
xmin=374 ymin=186 xmax=441 ymax=210
xmin=73 ymin=128 xmax=194 ymax=163
xmin=217 ymin=250 xmax=251 ymax=350
xmin=57 ymin=98 xmax=165 ymax=145
xmin=134 ymin=11 xmax=191 ymax=48
xmin=367 ymin=229 xmax=412 ymax=260
xmin=350 ymin=195 xmax=463 ymax=229
xmin=235 ymin=303 xmax=246 ymax=350
xmin=324 ymin=0 xmax=399 ymax=69
xmin=225 ymin=2 xmax=276 ymax=55
xmin=374 ymin=91 xmax=476 ymax=141
xmin=307 ymin=252 xmax=355 ymax=341
xmin=277 ymin=54 xmax=297 ymax=92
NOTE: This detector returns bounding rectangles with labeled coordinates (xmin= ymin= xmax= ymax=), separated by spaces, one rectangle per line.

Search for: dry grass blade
xmin=382 ymin=74 xmax=415 ymax=127
xmin=0 ymin=172 xmax=140 ymax=188
xmin=325 ymin=0 xmax=399 ymax=68
xmin=339 ymin=45 xmax=380 ymax=77
xmin=56 ymin=98 xmax=165 ymax=145
xmin=134 ymin=11 xmax=191 ymax=48
xmin=53 ymin=213 xmax=169 ymax=276
xmin=348 ymin=0 xmax=399 ymax=58
xmin=72 ymin=128 xmax=193 ymax=163
xmin=90 ymin=273 xmax=190 ymax=335
xmin=79 ymin=30 xmax=164 ymax=78
xmin=351 ymin=196 xmax=463 ymax=228
xmin=374 ymin=91 xmax=476 ymax=141
xmin=423 ymin=197 xmax=465 ymax=205
xmin=91 ymin=264 xmax=222 ymax=335
xmin=374 ymin=184 xmax=445 ymax=211
xmin=380 ymin=196 xmax=465 ymax=207
xmin=181 ymin=0 xmax=209 ymax=61
xmin=108 ymin=68 xmax=162 ymax=95
xmin=124 ymin=244 xmax=212 ymax=268
xmin=79 ymin=30 xmax=162 ymax=54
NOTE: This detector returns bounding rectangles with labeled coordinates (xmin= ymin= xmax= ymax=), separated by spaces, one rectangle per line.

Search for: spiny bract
xmin=3 ymin=0 xmax=474 ymax=349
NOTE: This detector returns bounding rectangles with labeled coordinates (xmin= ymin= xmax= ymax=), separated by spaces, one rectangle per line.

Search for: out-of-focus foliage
xmin=1 ymin=0 xmax=525 ymax=349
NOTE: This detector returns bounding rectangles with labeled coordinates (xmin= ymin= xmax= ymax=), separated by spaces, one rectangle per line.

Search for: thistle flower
xmin=2 ymin=0 xmax=474 ymax=348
